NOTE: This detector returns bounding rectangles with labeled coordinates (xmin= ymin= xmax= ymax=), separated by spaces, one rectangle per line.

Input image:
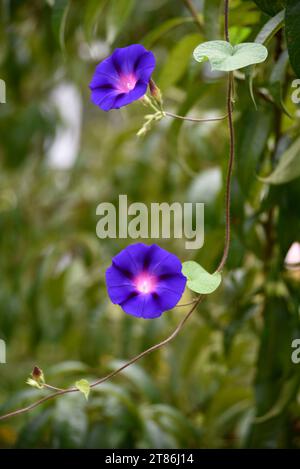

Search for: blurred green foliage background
xmin=0 ymin=0 xmax=300 ymax=449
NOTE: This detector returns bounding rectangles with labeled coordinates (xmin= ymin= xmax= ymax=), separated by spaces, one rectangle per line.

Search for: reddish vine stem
xmin=216 ymin=72 xmax=235 ymax=272
xmin=0 ymin=0 xmax=235 ymax=423
xmin=0 ymin=296 xmax=204 ymax=422
xmin=217 ymin=0 xmax=235 ymax=272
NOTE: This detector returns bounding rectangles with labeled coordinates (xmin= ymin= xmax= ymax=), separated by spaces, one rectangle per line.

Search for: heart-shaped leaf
xmin=193 ymin=40 xmax=268 ymax=71
xmin=75 ymin=379 xmax=90 ymax=401
xmin=182 ymin=261 xmax=222 ymax=294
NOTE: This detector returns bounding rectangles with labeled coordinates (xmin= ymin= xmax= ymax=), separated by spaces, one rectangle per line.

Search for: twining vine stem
xmin=217 ymin=0 xmax=235 ymax=272
xmin=0 ymin=0 xmax=235 ymax=422
xmin=217 ymin=71 xmax=235 ymax=272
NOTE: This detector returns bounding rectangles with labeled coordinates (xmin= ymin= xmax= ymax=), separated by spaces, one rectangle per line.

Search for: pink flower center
xmin=135 ymin=273 xmax=157 ymax=294
xmin=117 ymin=74 xmax=137 ymax=93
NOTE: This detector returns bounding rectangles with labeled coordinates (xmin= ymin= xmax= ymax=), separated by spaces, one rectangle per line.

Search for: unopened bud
xmin=26 ymin=365 xmax=45 ymax=389
xmin=32 ymin=366 xmax=43 ymax=380
xmin=149 ymin=79 xmax=163 ymax=105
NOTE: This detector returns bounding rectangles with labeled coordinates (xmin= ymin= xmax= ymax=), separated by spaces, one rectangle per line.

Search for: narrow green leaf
xmin=269 ymin=50 xmax=292 ymax=117
xmin=106 ymin=0 xmax=135 ymax=45
xmin=182 ymin=261 xmax=222 ymax=295
xmin=259 ymin=138 xmax=300 ymax=184
xmin=236 ymin=105 xmax=273 ymax=196
xmin=75 ymin=379 xmax=90 ymax=401
xmin=255 ymin=10 xmax=285 ymax=45
xmin=142 ymin=17 xmax=192 ymax=49
xmin=255 ymin=376 xmax=300 ymax=423
xmin=285 ymin=0 xmax=300 ymax=77
xmin=159 ymin=33 xmax=201 ymax=91
xmin=51 ymin=0 xmax=70 ymax=52
xmin=203 ymin=0 xmax=222 ymax=40
xmin=84 ymin=0 xmax=107 ymax=42
xmin=248 ymin=71 xmax=257 ymax=109
xmin=247 ymin=296 xmax=295 ymax=447
xmin=248 ymin=10 xmax=285 ymax=108
xmin=193 ymin=41 xmax=268 ymax=72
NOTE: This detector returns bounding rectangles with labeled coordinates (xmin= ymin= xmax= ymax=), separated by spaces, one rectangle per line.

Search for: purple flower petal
xmin=105 ymin=243 xmax=187 ymax=319
xmin=121 ymin=293 xmax=162 ymax=319
xmin=89 ymin=44 xmax=156 ymax=111
xmin=107 ymin=285 xmax=136 ymax=305
xmin=113 ymin=81 xmax=148 ymax=109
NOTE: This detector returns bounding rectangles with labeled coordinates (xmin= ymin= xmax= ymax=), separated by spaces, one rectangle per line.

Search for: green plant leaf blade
xmin=204 ymin=0 xmax=222 ymax=40
xmin=142 ymin=17 xmax=192 ymax=49
xmin=248 ymin=10 xmax=285 ymax=109
xmin=159 ymin=33 xmax=201 ymax=91
xmin=106 ymin=0 xmax=135 ymax=44
xmin=259 ymin=138 xmax=300 ymax=184
xmin=193 ymin=40 xmax=268 ymax=72
xmin=182 ymin=261 xmax=222 ymax=294
xmin=51 ymin=0 xmax=70 ymax=52
xmin=255 ymin=10 xmax=285 ymax=45
xmin=75 ymin=379 xmax=90 ymax=401
xmin=255 ymin=375 xmax=300 ymax=423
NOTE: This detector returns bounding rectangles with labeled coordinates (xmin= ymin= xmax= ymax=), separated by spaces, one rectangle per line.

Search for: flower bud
xmin=32 ymin=366 xmax=43 ymax=380
xmin=149 ymin=79 xmax=163 ymax=105
xmin=26 ymin=366 xmax=45 ymax=389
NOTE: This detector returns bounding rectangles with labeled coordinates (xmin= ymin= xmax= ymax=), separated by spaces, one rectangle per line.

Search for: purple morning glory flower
xmin=89 ymin=44 xmax=156 ymax=111
xmin=105 ymin=243 xmax=187 ymax=319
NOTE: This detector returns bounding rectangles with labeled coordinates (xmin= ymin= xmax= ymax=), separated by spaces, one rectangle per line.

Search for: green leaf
xmin=247 ymin=296 xmax=296 ymax=447
xmin=253 ymin=0 xmax=286 ymax=16
xmin=259 ymin=138 xmax=300 ymax=185
xmin=142 ymin=17 xmax=192 ymax=49
xmin=193 ymin=41 xmax=268 ymax=72
xmin=182 ymin=261 xmax=222 ymax=294
xmin=75 ymin=379 xmax=90 ymax=401
xmin=255 ymin=10 xmax=285 ymax=45
xmin=248 ymin=10 xmax=285 ymax=108
xmin=229 ymin=26 xmax=251 ymax=45
xmin=236 ymin=105 xmax=273 ymax=196
xmin=255 ymin=375 xmax=300 ymax=423
xmin=203 ymin=0 xmax=222 ymax=40
xmin=106 ymin=0 xmax=135 ymax=44
xmin=158 ymin=33 xmax=201 ymax=91
xmin=51 ymin=0 xmax=70 ymax=52
xmin=83 ymin=0 xmax=107 ymax=42
xmin=268 ymin=50 xmax=292 ymax=117
xmin=285 ymin=0 xmax=300 ymax=78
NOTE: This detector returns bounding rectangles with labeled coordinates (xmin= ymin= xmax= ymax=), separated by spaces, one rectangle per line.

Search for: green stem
xmin=164 ymin=111 xmax=228 ymax=123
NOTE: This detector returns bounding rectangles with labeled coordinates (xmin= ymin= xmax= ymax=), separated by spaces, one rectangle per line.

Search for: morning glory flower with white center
xmin=105 ymin=243 xmax=187 ymax=319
